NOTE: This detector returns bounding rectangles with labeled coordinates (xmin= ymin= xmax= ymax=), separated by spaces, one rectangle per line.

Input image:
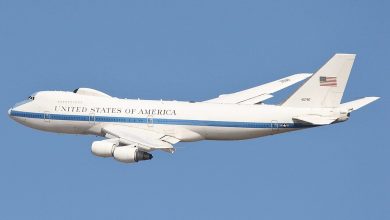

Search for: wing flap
xmin=238 ymin=94 xmax=273 ymax=104
xmin=205 ymin=73 xmax=312 ymax=104
xmin=102 ymin=125 xmax=178 ymax=153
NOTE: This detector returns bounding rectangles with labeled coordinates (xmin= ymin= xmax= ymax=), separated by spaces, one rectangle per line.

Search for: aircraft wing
xmin=102 ymin=125 xmax=180 ymax=153
xmin=204 ymin=73 xmax=312 ymax=104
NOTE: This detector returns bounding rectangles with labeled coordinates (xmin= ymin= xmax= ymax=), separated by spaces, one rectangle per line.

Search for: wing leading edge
xmin=204 ymin=73 xmax=312 ymax=104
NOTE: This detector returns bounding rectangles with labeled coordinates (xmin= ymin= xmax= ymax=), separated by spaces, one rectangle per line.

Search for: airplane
xmin=8 ymin=54 xmax=379 ymax=164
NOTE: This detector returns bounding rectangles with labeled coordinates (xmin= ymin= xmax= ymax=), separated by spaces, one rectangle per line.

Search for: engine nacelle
xmin=113 ymin=146 xmax=153 ymax=163
xmin=91 ymin=140 xmax=117 ymax=157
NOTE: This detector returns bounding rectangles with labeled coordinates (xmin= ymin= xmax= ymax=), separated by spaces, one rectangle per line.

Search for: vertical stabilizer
xmin=282 ymin=54 xmax=355 ymax=108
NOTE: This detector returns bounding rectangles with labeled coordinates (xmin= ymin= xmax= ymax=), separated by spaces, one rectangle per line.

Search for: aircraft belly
xmin=189 ymin=126 xmax=300 ymax=140
xmin=197 ymin=127 xmax=272 ymax=140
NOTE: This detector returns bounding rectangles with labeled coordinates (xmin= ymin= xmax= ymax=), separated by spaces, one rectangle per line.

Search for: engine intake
xmin=91 ymin=140 xmax=117 ymax=157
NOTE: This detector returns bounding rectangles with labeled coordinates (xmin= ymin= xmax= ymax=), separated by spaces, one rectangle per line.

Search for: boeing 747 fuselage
xmin=9 ymin=54 xmax=379 ymax=164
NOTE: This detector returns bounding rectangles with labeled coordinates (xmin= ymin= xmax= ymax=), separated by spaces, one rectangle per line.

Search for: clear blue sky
xmin=0 ymin=1 xmax=388 ymax=219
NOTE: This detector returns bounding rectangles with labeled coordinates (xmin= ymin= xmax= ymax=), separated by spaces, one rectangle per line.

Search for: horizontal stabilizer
xmin=293 ymin=115 xmax=338 ymax=125
xmin=340 ymin=97 xmax=380 ymax=112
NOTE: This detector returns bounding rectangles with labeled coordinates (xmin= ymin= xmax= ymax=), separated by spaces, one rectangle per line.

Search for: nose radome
xmin=8 ymin=108 xmax=12 ymax=116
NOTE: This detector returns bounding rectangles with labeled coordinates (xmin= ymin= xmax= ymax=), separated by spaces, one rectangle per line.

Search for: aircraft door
xmin=147 ymin=115 xmax=154 ymax=127
xmin=89 ymin=113 xmax=96 ymax=124
xmin=271 ymin=120 xmax=279 ymax=132
xmin=44 ymin=111 xmax=51 ymax=123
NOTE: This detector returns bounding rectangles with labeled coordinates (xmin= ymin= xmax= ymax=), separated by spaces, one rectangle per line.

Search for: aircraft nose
xmin=8 ymin=108 xmax=12 ymax=117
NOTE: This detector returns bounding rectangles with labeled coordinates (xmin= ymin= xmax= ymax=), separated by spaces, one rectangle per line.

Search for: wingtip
xmin=334 ymin=53 xmax=356 ymax=59
xmin=369 ymin=96 xmax=380 ymax=101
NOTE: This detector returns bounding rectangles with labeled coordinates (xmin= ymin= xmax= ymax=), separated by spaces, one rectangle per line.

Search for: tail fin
xmin=282 ymin=54 xmax=356 ymax=108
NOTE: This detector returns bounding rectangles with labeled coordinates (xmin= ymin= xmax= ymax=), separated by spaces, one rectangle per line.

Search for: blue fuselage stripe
xmin=10 ymin=110 xmax=313 ymax=129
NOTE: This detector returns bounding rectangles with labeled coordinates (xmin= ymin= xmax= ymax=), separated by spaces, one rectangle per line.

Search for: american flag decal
xmin=320 ymin=76 xmax=337 ymax=87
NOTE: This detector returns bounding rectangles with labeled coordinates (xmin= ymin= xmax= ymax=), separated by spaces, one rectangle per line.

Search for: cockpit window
xmin=13 ymin=93 xmax=37 ymax=108
xmin=28 ymin=92 xmax=37 ymax=100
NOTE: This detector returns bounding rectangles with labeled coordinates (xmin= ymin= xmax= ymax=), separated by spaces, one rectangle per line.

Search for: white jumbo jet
xmin=9 ymin=54 xmax=379 ymax=164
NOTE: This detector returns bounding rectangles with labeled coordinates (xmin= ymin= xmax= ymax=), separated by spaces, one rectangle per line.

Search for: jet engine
xmin=91 ymin=140 xmax=153 ymax=163
xmin=113 ymin=146 xmax=153 ymax=163
xmin=91 ymin=140 xmax=117 ymax=157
